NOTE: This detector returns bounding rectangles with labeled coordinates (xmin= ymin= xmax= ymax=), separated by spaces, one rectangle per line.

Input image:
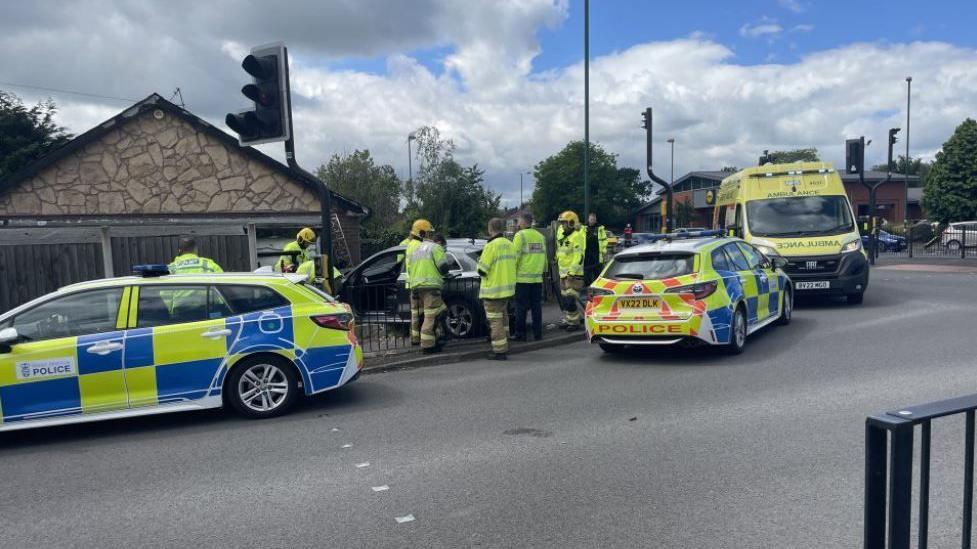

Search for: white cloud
xmin=2 ymin=2 xmax=977 ymax=208
xmin=739 ymin=21 xmax=783 ymax=39
xmin=792 ymin=24 xmax=815 ymax=33
xmin=777 ymin=0 xmax=805 ymax=13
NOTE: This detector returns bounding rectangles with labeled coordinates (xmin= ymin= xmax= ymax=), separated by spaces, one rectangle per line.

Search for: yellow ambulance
xmin=712 ymin=162 xmax=868 ymax=304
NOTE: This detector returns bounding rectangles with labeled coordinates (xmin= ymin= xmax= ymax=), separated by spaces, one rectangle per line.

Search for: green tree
xmin=532 ymin=141 xmax=651 ymax=228
xmin=764 ymin=148 xmax=820 ymax=164
xmin=922 ymin=118 xmax=977 ymax=223
xmin=871 ymin=155 xmax=932 ymax=183
xmin=674 ymin=199 xmax=696 ymax=228
xmin=404 ymin=126 xmax=501 ymax=237
xmin=0 ymin=91 xmax=72 ymax=180
xmin=316 ymin=149 xmax=403 ymax=253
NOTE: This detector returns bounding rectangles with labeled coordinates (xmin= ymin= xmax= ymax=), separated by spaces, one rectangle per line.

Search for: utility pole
xmin=642 ymin=107 xmax=672 ymax=233
xmin=408 ymin=133 xmax=415 ymax=185
xmin=583 ymin=0 xmax=590 ymax=220
xmin=905 ymin=76 xmax=912 ymax=258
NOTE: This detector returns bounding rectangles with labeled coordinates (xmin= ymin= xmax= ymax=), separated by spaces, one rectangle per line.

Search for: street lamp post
xmin=905 ymin=76 xmax=912 ymax=258
xmin=407 ymin=133 xmax=416 ymax=185
xmin=667 ymin=138 xmax=675 ymax=186
xmin=583 ymin=0 xmax=590 ymax=220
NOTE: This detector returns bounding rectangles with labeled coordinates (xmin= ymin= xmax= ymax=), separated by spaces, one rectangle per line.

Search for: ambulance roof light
xmin=132 ymin=264 xmax=171 ymax=277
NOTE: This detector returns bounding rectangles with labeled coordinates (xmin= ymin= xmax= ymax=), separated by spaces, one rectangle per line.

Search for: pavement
xmin=1 ymin=266 xmax=976 ymax=547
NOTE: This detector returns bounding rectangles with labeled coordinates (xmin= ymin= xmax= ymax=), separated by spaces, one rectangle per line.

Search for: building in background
xmin=0 ymin=93 xmax=367 ymax=311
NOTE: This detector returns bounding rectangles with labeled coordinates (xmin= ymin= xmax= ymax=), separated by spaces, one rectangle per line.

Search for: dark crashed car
xmin=338 ymin=239 xmax=493 ymax=338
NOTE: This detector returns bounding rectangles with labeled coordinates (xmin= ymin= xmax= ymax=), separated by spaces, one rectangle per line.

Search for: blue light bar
xmin=132 ymin=264 xmax=171 ymax=277
xmin=668 ymin=229 xmax=725 ymax=239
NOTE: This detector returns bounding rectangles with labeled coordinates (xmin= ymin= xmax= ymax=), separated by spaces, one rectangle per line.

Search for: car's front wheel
xmin=226 ymin=355 xmax=300 ymax=419
xmin=947 ymin=239 xmax=962 ymax=251
xmin=446 ymin=298 xmax=477 ymax=338
xmin=724 ymin=306 xmax=747 ymax=355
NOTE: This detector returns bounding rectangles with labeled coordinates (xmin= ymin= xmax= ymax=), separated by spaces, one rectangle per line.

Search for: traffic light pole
xmin=281 ymin=47 xmax=334 ymax=294
xmin=642 ymin=107 xmax=672 ymax=233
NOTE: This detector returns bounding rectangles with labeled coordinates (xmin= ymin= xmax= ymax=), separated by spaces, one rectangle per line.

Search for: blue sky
xmin=334 ymin=1 xmax=977 ymax=76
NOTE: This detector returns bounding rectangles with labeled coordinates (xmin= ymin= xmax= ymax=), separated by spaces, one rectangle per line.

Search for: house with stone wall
xmin=0 ymin=93 xmax=369 ymax=310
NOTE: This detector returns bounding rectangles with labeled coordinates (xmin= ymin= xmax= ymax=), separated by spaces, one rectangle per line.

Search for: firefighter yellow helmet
xmin=296 ymin=227 xmax=316 ymax=244
xmin=411 ymin=219 xmax=434 ymax=237
xmin=558 ymin=211 xmax=579 ymax=225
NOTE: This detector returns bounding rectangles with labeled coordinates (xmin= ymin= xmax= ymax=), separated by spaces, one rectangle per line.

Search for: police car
xmin=585 ymin=230 xmax=793 ymax=354
xmin=0 ymin=266 xmax=363 ymax=431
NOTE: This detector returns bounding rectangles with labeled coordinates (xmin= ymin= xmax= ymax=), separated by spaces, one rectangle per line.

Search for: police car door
xmin=721 ymin=244 xmax=760 ymax=326
xmin=0 ymin=287 xmax=128 ymax=425
xmin=124 ymin=284 xmax=230 ymax=408
xmin=736 ymin=242 xmax=775 ymax=321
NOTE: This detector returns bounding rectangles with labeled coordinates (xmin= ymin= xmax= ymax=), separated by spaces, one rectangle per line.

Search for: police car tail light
xmin=312 ymin=313 xmax=352 ymax=331
xmin=588 ymin=287 xmax=614 ymax=301
xmin=665 ymin=280 xmax=717 ymax=300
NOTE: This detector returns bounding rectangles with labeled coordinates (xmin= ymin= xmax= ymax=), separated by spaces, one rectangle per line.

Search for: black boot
xmin=422 ymin=345 xmax=442 ymax=355
xmin=486 ymin=352 xmax=508 ymax=361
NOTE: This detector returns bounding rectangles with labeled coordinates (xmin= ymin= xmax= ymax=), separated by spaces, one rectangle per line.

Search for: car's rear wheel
xmin=724 ymin=306 xmax=747 ymax=355
xmin=947 ymin=239 xmax=961 ymax=251
xmin=776 ymin=289 xmax=792 ymax=325
xmin=446 ymin=298 xmax=476 ymax=338
xmin=599 ymin=342 xmax=627 ymax=354
xmin=226 ymin=355 xmax=300 ymax=419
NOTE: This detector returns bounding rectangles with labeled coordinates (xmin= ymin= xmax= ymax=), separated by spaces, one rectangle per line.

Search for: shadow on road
xmin=0 ymin=379 xmax=391 ymax=450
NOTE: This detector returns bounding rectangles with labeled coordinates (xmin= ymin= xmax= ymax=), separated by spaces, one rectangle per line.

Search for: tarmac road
xmin=1 ymin=265 xmax=975 ymax=548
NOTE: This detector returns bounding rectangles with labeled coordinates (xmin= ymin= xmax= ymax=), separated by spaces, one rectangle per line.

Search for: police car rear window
xmin=216 ymin=285 xmax=289 ymax=314
xmin=604 ymin=254 xmax=694 ymax=280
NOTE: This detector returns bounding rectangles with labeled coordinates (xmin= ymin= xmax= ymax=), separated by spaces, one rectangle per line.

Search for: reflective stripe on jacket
xmin=556 ymin=227 xmax=585 ymax=278
xmin=477 ymin=235 xmax=517 ymax=299
xmin=513 ymin=228 xmax=546 ymax=283
xmin=168 ymin=253 xmax=223 ymax=274
xmin=402 ymin=238 xmax=423 ymax=289
xmin=407 ymin=241 xmax=445 ymax=290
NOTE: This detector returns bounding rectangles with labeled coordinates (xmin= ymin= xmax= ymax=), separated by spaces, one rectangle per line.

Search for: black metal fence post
xmin=865 ymin=419 xmax=889 ymax=549
xmin=889 ymin=423 xmax=914 ymax=547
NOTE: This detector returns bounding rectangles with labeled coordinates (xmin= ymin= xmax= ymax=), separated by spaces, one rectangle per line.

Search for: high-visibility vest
xmin=401 ymin=237 xmax=423 ymax=289
xmin=595 ymin=225 xmax=608 ymax=263
xmin=295 ymin=260 xmax=341 ymax=283
xmin=275 ymin=241 xmax=310 ymax=272
xmin=557 ymin=227 xmax=585 ymax=277
xmin=168 ymin=253 xmax=223 ymax=274
xmin=477 ymin=235 xmax=517 ymax=299
xmin=512 ymin=227 xmax=546 ymax=283
xmin=407 ymin=241 xmax=445 ymax=290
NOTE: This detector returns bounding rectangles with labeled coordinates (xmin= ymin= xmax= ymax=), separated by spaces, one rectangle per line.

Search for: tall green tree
xmin=316 ymin=149 xmax=403 ymax=252
xmin=871 ymin=155 xmax=932 ymax=183
xmin=0 ymin=91 xmax=72 ymax=180
xmin=404 ymin=126 xmax=501 ymax=237
xmin=531 ymin=141 xmax=651 ymax=228
xmin=764 ymin=148 xmax=820 ymax=164
xmin=922 ymin=118 xmax=977 ymax=223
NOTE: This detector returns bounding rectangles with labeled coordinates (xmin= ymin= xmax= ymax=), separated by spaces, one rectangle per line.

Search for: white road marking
xmin=395 ymin=515 xmax=415 ymax=524
xmin=341 ymin=444 xmax=352 ymax=449
xmin=372 ymin=485 xmax=390 ymax=492
xmin=355 ymin=462 xmax=370 ymax=468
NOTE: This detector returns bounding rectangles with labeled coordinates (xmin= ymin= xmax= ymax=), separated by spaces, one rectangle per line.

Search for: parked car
xmin=605 ymin=230 xmax=619 ymax=253
xmin=586 ymin=231 xmax=792 ymax=355
xmin=861 ymin=230 xmax=907 ymax=252
xmin=941 ymin=221 xmax=977 ymax=250
xmin=338 ymin=239 xmax=493 ymax=339
xmin=0 ymin=268 xmax=363 ymax=431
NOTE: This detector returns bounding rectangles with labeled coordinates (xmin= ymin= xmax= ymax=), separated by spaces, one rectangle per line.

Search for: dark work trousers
xmin=583 ymin=263 xmax=603 ymax=287
xmin=513 ymin=282 xmax=543 ymax=340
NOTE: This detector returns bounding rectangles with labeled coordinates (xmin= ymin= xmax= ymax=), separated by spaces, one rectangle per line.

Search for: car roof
xmin=613 ymin=236 xmax=734 ymax=257
xmin=59 ymin=272 xmax=303 ymax=293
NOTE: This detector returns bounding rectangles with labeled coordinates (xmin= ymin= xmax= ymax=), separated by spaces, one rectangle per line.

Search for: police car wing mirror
xmin=0 ymin=327 xmax=19 ymax=352
xmin=771 ymin=257 xmax=789 ymax=270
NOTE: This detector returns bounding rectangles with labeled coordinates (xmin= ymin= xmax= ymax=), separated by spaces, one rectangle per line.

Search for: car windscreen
xmin=603 ymin=253 xmax=694 ymax=280
xmin=746 ymin=195 xmax=854 ymax=238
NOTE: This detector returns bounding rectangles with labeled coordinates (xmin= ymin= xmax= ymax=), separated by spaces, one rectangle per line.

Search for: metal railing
xmin=865 ymin=393 xmax=977 ymax=548
xmin=874 ymin=221 xmax=977 ymax=260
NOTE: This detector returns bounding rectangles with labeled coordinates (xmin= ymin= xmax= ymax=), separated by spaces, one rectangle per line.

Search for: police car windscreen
xmin=604 ymin=254 xmax=694 ymax=280
xmin=746 ymin=196 xmax=854 ymax=238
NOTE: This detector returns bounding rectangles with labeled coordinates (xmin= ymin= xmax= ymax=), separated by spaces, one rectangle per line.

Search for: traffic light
xmin=889 ymin=127 xmax=900 ymax=146
xmin=225 ymin=42 xmax=291 ymax=146
xmin=845 ymin=138 xmax=863 ymax=174
xmin=641 ymin=108 xmax=651 ymax=130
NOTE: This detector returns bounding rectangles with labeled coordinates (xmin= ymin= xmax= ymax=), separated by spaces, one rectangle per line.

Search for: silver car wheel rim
xmin=784 ymin=293 xmax=792 ymax=319
xmin=735 ymin=312 xmax=746 ymax=347
xmin=447 ymin=304 xmax=473 ymax=337
xmin=238 ymin=364 xmax=288 ymax=412
xmin=948 ymin=241 xmax=960 ymax=250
